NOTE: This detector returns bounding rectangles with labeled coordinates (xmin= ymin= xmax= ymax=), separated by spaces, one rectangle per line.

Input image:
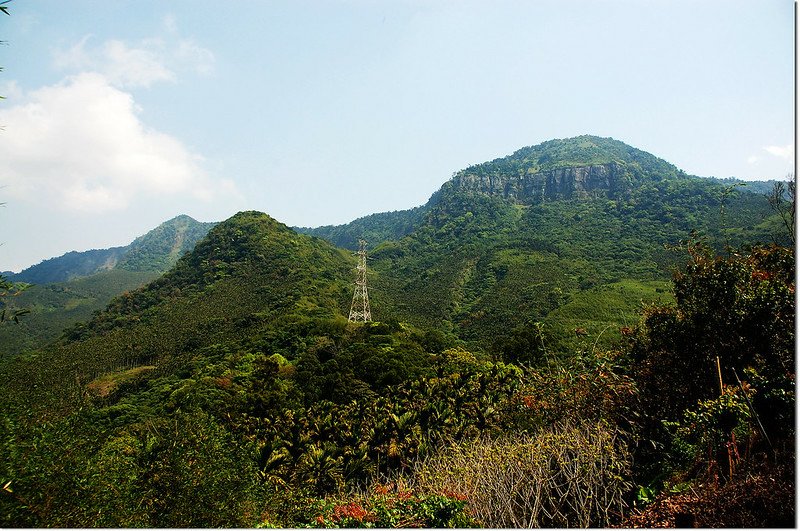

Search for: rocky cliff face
xmin=448 ymin=162 xmax=633 ymax=203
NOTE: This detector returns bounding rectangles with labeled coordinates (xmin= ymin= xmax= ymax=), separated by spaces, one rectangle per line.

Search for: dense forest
xmin=0 ymin=136 xmax=794 ymax=527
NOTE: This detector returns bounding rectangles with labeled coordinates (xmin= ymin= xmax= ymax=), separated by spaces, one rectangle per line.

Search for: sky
xmin=0 ymin=0 xmax=794 ymax=272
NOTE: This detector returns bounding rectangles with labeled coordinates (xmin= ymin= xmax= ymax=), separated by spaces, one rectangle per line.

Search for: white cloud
xmin=0 ymin=72 xmax=239 ymax=213
xmin=52 ymin=33 xmax=214 ymax=89
xmin=103 ymin=39 xmax=177 ymax=88
xmin=175 ymin=39 xmax=215 ymax=76
xmin=763 ymin=144 xmax=794 ymax=161
xmin=746 ymin=155 xmax=759 ymax=164
xmin=53 ymin=35 xmax=175 ymax=88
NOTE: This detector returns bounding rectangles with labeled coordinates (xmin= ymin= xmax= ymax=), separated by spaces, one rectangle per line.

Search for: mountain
xmin=299 ymin=136 xmax=779 ymax=251
xmin=296 ymin=206 xmax=426 ymax=251
xmin=3 ymin=134 xmax=785 ymax=400
xmin=0 ymin=215 xmax=216 ymax=358
xmin=0 ymin=269 xmax=159 ymax=357
xmin=10 ymin=215 xmax=216 ymax=283
xmin=301 ymin=136 xmax=783 ymax=353
xmin=1 ymin=211 xmax=354 ymax=414
xmin=7 ymin=246 xmax=128 ymax=284
xmin=443 ymin=135 xmax=682 ymax=202
xmin=0 ymin=136 xmax=792 ymax=528
xmin=116 ymin=214 xmax=219 ymax=272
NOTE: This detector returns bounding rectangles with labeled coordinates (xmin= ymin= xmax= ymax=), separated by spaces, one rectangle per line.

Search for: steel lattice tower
xmin=348 ymin=239 xmax=372 ymax=322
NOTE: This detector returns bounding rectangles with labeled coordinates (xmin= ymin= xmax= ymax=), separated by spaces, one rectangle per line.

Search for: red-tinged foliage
xmin=626 ymin=244 xmax=795 ymax=527
xmin=304 ymin=482 xmax=472 ymax=528
xmin=505 ymin=348 xmax=637 ymax=429
xmin=332 ymin=501 xmax=372 ymax=523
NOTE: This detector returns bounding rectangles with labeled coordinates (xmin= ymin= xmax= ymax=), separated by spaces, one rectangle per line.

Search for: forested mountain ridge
xmin=354 ymin=136 xmax=785 ymax=353
xmin=297 ymin=206 xmax=426 ymax=252
xmin=116 ymin=214 xmax=218 ymax=273
xmin=6 ymin=246 xmax=128 ymax=284
xmin=1 ymin=135 xmax=786 ymax=405
xmin=299 ymin=135 xmax=780 ymax=252
xmin=0 ymin=269 xmax=159 ymax=358
xmin=1 ymin=211 xmax=354 ymax=415
xmin=71 ymin=210 xmax=353 ymax=336
xmin=8 ymin=214 xmax=216 ymax=282
xmin=444 ymin=135 xmax=681 ymax=203
xmin=0 ymin=215 xmax=216 ymax=358
xmin=0 ymin=136 xmax=793 ymax=528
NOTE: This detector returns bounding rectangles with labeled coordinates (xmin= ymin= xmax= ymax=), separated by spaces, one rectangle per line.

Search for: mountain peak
xmin=11 ymin=215 xmax=216 ymax=283
xmin=69 ymin=209 xmax=352 ymax=341
xmin=117 ymin=215 xmax=217 ymax=273
xmin=445 ymin=135 xmax=683 ymax=203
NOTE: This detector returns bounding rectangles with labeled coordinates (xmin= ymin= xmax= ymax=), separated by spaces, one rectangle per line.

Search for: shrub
xmin=289 ymin=481 xmax=473 ymax=528
xmin=503 ymin=348 xmax=636 ymax=431
xmin=410 ymin=420 xmax=632 ymax=528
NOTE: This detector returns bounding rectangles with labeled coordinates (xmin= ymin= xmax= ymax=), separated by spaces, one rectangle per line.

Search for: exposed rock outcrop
xmin=449 ymin=162 xmax=634 ymax=203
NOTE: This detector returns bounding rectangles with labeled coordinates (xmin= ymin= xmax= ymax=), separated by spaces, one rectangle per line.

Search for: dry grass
xmin=410 ymin=420 xmax=633 ymax=528
xmin=86 ymin=365 xmax=155 ymax=398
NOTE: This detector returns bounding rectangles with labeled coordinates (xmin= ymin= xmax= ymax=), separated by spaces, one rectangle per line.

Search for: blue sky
xmin=0 ymin=0 xmax=794 ymax=271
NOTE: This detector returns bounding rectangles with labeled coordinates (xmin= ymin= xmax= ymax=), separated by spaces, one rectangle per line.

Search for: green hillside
xmin=0 ymin=270 xmax=159 ymax=358
xmin=10 ymin=215 xmax=216 ymax=284
xmin=8 ymin=246 xmax=127 ymax=284
xmin=297 ymin=206 xmax=426 ymax=251
xmin=0 ymin=137 xmax=793 ymax=528
xmin=0 ymin=215 xmax=216 ymax=358
xmin=1 ymin=211 xmax=354 ymax=415
xmin=361 ymin=137 xmax=783 ymax=355
xmin=461 ymin=134 xmax=682 ymax=179
xmin=117 ymin=214 xmax=218 ymax=272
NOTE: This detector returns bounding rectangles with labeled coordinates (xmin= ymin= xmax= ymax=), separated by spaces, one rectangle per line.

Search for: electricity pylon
xmin=348 ymin=239 xmax=372 ymax=322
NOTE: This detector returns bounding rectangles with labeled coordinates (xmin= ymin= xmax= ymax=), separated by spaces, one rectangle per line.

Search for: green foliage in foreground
xmin=629 ymin=244 xmax=795 ymax=492
xmin=0 ymin=336 xmax=632 ymax=527
xmin=294 ymin=486 xmax=474 ymax=528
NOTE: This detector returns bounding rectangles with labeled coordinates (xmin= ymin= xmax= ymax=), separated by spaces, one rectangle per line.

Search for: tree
xmin=766 ymin=176 xmax=795 ymax=245
xmin=629 ymin=243 xmax=794 ymax=491
xmin=631 ymin=243 xmax=794 ymax=421
xmin=0 ymin=1 xmax=9 ymax=94
xmin=0 ymin=276 xmax=29 ymax=323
